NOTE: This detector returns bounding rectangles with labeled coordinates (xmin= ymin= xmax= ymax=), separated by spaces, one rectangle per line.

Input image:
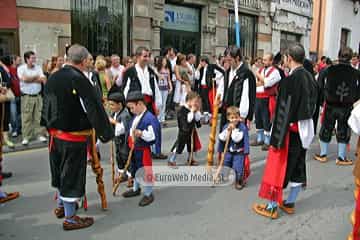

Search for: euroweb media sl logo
xmin=135 ymin=166 xmax=236 ymax=187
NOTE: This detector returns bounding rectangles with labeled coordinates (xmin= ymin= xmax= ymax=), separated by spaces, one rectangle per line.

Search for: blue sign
xmin=163 ymin=4 xmax=200 ymax=32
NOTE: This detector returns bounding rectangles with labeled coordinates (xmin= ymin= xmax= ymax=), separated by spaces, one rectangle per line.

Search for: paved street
xmin=0 ymin=124 xmax=356 ymax=240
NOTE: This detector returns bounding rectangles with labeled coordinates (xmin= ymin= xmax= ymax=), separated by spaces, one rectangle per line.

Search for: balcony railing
xmin=239 ymin=0 xmax=261 ymax=9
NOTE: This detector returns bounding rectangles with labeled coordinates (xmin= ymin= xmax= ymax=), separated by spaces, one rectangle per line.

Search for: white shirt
xmin=256 ymin=67 xmax=282 ymax=93
xmin=123 ymin=63 xmax=162 ymax=109
xmin=110 ymin=65 xmax=125 ymax=86
xmin=227 ymin=62 xmax=249 ymax=119
xmin=17 ymin=64 xmax=44 ymax=95
xmin=130 ymin=110 xmax=155 ymax=142
xmin=169 ymin=57 xmax=177 ymax=82
xmin=348 ymin=102 xmax=360 ymax=135
xmin=186 ymin=62 xmax=196 ymax=83
xmin=113 ymin=111 xmax=125 ymax=137
xmin=83 ymin=71 xmax=94 ymax=85
xmin=219 ymin=127 xmax=244 ymax=152
xmin=184 ymin=104 xmax=202 ymax=123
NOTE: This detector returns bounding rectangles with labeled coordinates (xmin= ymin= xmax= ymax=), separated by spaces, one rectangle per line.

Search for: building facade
xmin=311 ymin=0 xmax=360 ymax=60
xmin=0 ymin=0 xmax=315 ymax=64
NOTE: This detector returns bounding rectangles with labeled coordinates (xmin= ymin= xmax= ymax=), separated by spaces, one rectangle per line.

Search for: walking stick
xmin=188 ymin=128 xmax=195 ymax=166
xmin=206 ymin=94 xmax=221 ymax=167
xmin=112 ymin=131 xmax=136 ymax=196
xmin=89 ymin=129 xmax=107 ymax=210
xmin=213 ymin=128 xmax=232 ymax=184
xmin=110 ymin=140 xmax=115 ymax=187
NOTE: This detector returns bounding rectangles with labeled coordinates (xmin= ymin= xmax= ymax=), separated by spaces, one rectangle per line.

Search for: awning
xmin=0 ymin=0 xmax=19 ymax=29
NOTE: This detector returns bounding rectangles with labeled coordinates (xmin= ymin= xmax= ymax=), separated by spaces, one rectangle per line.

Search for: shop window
xmin=71 ymin=0 xmax=128 ymax=56
xmin=280 ymin=32 xmax=301 ymax=53
xmin=228 ymin=12 xmax=257 ymax=59
xmin=0 ymin=30 xmax=18 ymax=56
xmin=340 ymin=28 xmax=351 ymax=49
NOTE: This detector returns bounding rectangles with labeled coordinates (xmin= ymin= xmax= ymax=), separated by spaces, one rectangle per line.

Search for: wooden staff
xmin=89 ymin=129 xmax=107 ymax=210
xmin=213 ymin=128 xmax=232 ymax=184
xmin=188 ymin=128 xmax=195 ymax=166
xmin=110 ymin=140 xmax=115 ymax=187
xmin=206 ymin=94 xmax=221 ymax=167
xmin=112 ymin=131 xmax=136 ymax=196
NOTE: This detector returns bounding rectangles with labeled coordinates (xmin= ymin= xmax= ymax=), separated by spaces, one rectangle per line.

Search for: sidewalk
xmin=2 ymin=119 xmax=180 ymax=154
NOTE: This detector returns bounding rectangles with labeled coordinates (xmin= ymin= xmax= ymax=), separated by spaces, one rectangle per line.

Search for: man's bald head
xmin=262 ymin=53 xmax=274 ymax=67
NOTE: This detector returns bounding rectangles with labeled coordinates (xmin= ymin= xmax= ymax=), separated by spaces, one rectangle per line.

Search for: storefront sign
xmin=272 ymin=0 xmax=312 ymax=16
xmin=164 ymin=4 xmax=199 ymax=32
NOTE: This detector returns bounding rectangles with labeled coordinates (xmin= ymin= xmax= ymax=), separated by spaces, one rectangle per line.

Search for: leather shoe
xmin=139 ymin=194 xmax=154 ymax=207
xmin=122 ymin=188 xmax=141 ymax=198
xmin=153 ymin=153 xmax=168 ymax=159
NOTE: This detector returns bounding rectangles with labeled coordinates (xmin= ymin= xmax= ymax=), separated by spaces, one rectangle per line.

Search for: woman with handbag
xmin=0 ymin=58 xmax=15 ymax=149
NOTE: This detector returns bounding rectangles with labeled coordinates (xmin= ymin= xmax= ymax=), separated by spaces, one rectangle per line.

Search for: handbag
xmin=0 ymin=71 xmax=15 ymax=103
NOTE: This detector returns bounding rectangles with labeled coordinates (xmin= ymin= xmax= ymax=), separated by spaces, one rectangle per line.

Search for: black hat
xmin=273 ymin=52 xmax=282 ymax=65
xmin=108 ymin=92 xmax=125 ymax=104
xmin=126 ymin=91 xmax=144 ymax=103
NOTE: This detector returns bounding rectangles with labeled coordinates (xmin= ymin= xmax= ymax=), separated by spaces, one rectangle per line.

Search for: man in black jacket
xmin=219 ymin=45 xmax=256 ymax=130
xmin=41 ymin=44 xmax=114 ymax=230
xmin=314 ymin=47 xmax=360 ymax=166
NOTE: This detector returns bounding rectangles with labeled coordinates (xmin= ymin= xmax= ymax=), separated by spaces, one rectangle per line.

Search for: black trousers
xmin=283 ymin=132 xmax=307 ymax=188
xmin=50 ymin=138 xmax=87 ymax=198
xmin=166 ymin=80 xmax=176 ymax=112
xmin=254 ymin=98 xmax=271 ymax=132
xmin=171 ymin=132 xmax=192 ymax=154
xmin=200 ymin=87 xmax=210 ymax=113
xmin=319 ymin=105 xmax=352 ymax=144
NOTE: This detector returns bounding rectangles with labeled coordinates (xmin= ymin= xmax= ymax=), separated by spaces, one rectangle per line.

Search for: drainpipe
xmin=316 ymin=0 xmax=323 ymax=59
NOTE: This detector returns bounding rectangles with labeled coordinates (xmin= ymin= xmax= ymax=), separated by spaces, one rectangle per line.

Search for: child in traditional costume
xmin=218 ymin=106 xmax=249 ymax=190
xmin=122 ymin=91 xmax=157 ymax=207
xmin=168 ymin=91 xmax=202 ymax=166
xmin=108 ymin=92 xmax=132 ymax=186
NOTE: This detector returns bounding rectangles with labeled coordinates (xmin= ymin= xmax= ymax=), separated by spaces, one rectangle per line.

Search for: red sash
xmin=193 ymin=129 xmax=202 ymax=152
xmin=143 ymin=94 xmax=157 ymax=115
xmin=208 ymin=87 xmax=216 ymax=114
xmin=320 ymin=102 xmax=326 ymax=124
xmin=128 ymin=136 xmax=154 ymax=183
xmin=269 ymin=95 xmax=277 ymax=120
xmin=136 ymin=146 xmax=154 ymax=184
xmin=258 ymin=123 xmax=298 ymax=203
xmin=243 ymin=155 xmax=251 ymax=183
xmin=48 ymin=128 xmax=88 ymax=151
xmin=256 ymin=67 xmax=277 ymax=99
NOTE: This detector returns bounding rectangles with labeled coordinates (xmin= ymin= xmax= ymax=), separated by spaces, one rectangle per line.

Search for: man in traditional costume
xmin=41 ymin=44 xmax=114 ymax=230
xmin=194 ymin=56 xmax=224 ymax=118
xmin=217 ymin=45 xmax=256 ymax=183
xmin=253 ymin=44 xmax=318 ymax=219
xmin=122 ymin=47 xmax=167 ymax=160
xmin=314 ymin=47 xmax=360 ymax=165
xmin=251 ymin=53 xmax=282 ymax=151
xmin=219 ymin=45 xmax=256 ymax=132
xmin=122 ymin=91 xmax=157 ymax=207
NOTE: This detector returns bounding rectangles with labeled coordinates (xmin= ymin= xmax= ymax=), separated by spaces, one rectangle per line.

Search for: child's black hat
xmin=125 ymin=91 xmax=144 ymax=103
xmin=108 ymin=92 xmax=125 ymax=105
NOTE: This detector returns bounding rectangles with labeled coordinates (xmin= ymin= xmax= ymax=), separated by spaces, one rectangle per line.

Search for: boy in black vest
xmin=108 ymin=92 xmax=132 ymax=185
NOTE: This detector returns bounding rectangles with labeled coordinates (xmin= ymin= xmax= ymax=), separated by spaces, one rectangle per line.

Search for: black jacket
xmin=112 ymin=108 xmax=131 ymax=162
xmin=223 ymin=63 xmax=256 ymax=121
xmin=41 ymin=65 xmax=114 ymax=142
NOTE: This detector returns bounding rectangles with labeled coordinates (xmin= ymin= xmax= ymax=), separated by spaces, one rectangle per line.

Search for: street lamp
xmin=354 ymin=0 xmax=360 ymax=14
